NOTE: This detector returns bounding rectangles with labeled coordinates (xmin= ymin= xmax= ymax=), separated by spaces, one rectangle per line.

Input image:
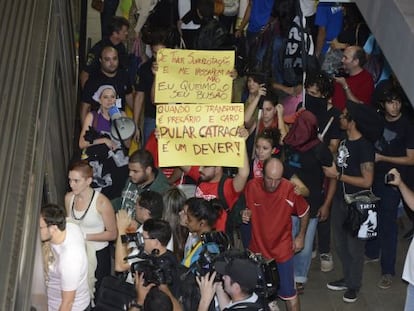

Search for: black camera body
xmin=121 ymin=231 xmax=145 ymax=248
xmin=334 ymin=68 xmax=349 ymax=78
xmin=213 ymin=250 xmax=280 ymax=300
xmin=131 ymin=253 xmax=174 ymax=286
xmin=191 ymin=232 xmax=231 ymax=281
xmin=385 ymin=173 xmax=395 ymax=184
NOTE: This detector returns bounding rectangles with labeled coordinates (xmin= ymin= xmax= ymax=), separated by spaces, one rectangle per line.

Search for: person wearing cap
xmin=197 ymin=259 xmax=263 ymax=311
xmin=364 ymin=87 xmax=414 ymax=289
xmin=79 ymin=84 xmax=130 ymax=200
xmin=323 ymin=100 xmax=382 ymax=303
xmin=332 ymin=45 xmax=374 ymax=111
xmin=80 ymin=46 xmax=135 ymax=131
xmin=242 ymin=157 xmax=309 ymax=311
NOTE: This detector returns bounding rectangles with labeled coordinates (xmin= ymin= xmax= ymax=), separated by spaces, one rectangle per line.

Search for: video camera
xmin=213 ymin=250 xmax=280 ymax=300
xmin=190 ymin=231 xmax=231 ymax=282
xmin=130 ymin=252 xmax=175 ymax=286
xmin=120 ymin=231 xmax=174 ymax=286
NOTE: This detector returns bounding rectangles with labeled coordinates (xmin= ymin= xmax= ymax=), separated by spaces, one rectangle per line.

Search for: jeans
xmin=405 ymin=283 xmax=414 ymax=311
xmin=332 ymin=195 xmax=365 ymax=290
xmin=365 ymin=179 xmax=401 ymax=275
xmin=292 ymin=216 xmax=318 ymax=283
xmin=143 ymin=117 xmax=156 ymax=146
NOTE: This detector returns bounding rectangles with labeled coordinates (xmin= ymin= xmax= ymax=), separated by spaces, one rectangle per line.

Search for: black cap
xmin=346 ymin=100 xmax=384 ymax=143
xmin=215 ymin=259 xmax=258 ymax=290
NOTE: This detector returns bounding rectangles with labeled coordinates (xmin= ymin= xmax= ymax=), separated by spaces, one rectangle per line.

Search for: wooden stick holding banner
xmin=155 ymin=49 xmax=235 ymax=104
xmin=157 ymin=103 xmax=245 ymax=167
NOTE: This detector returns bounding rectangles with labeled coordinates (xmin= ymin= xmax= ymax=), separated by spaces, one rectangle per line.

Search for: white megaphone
xmin=108 ymin=106 xmax=136 ymax=141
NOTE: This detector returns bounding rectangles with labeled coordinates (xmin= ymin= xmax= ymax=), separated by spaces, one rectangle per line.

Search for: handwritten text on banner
xmin=157 ymin=103 xmax=244 ymax=167
xmin=155 ymin=49 xmax=235 ymax=104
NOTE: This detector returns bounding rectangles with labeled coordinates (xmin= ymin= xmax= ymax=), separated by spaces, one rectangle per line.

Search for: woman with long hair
xmin=163 ymin=187 xmax=189 ymax=261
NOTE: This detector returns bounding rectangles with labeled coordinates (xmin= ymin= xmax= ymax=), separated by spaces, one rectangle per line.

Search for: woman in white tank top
xmin=65 ymin=160 xmax=117 ymax=301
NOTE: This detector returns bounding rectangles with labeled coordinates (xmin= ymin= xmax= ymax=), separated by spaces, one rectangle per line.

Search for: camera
xmin=130 ymin=253 xmax=174 ymax=286
xmin=120 ymin=231 xmax=145 ymax=248
xmin=333 ymin=68 xmax=349 ymax=78
xmin=215 ymin=250 xmax=279 ymax=299
xmin=385 ymin=173 xmax=395 ymax=184
xmin=190 ymin=232 xmax=231 ymax=281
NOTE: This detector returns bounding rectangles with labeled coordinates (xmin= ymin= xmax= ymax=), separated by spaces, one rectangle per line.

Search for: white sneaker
xmin=320 ymin=253 xmax=334 ymax=272
xmin=268 ymin=299 xmax=280 ymax=311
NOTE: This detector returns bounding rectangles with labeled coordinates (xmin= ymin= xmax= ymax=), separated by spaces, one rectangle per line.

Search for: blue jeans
xmin=405 ymin=283 xmax=414 ymax=311
xmin=365 ymin=179 xmax=401 ymax=275
xmin=143 ymin=117 xmax=156 ymax=147
xmin=292 ymin=216 xmax=318 ymax=283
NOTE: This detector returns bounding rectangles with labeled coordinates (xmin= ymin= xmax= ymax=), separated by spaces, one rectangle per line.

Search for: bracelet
xmin=129 ymin=303 xmax=143 ymax=310
xmin=343 ymin=85 xmax=350 ymax=91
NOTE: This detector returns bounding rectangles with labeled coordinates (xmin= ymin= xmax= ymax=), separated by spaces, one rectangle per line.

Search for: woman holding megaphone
xmin=79 ymin=85 xmax=130 ymax=200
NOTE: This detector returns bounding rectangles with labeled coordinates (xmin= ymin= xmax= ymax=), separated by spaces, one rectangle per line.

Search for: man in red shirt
xmin=242 ymin=158 xmax=309 ymax=311
xmin=182 ymin=128 xmax=250 ymax=232
xmin=332 ymin=46 xmax=374 ymax=111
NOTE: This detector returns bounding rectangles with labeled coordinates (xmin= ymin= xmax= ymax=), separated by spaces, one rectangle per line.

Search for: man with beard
xmin=181 ymin=128 xmax=250 ymax=232
xmin=80 ymin=46 xmax=135 ymax=127
xmin=324 ymin=100 xmax=382 ymax=303
xmin=80 ymin=16 xmax=129 ymax=88
xmin=332 ymin=45 xmax=374 ymax=111
xmin=40 ymin=204 xmax=90 ymax=311
xmin=112 ymin=149 xmax=170 ymax=219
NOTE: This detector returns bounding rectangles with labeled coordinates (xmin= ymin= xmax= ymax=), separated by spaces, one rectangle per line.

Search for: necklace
xmin=71 ymin=190 xmax=95 ymax=221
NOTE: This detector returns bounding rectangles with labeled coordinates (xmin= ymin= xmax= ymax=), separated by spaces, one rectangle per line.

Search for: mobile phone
xmin=384 ymin=173 xmax=395 ymax=184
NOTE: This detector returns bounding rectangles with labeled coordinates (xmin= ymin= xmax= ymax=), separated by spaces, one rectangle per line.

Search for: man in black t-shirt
xmin=80 ymin=16 xmax=129 ymax=88
xmin=324 ymin=100 xmax=381 ymax=303
xmin=80 ymin=47 xmax=136 ymax=133
xmin=365 ymin=88 xmax=414 ymax=289
xmin=133 ymin=219 xmax=181 ymax=305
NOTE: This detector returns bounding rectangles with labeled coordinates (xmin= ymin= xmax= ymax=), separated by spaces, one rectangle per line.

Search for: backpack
xmin=218 ymin=175 xmax=247 ymax=248
xmin=193 ymin=18 xmax=230 ymax=50
xmin=364 ymin=40 xmax=384 ymax=84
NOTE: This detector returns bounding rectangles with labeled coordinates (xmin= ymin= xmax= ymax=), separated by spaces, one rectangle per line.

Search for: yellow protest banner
xmin=157 ymin=103 xmax=245 ymax=167
xmin=155 ymin=49 xmax=235 ymax=104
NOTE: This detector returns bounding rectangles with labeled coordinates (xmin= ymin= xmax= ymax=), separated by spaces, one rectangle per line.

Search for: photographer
xmin=115 ymin=191 xmax=173 ymax=280
xmin=385 ymin=168 xmax=414 ymax=311
xmin=196 ymin=259 xmax=263 ymax=311
xmin=128 ymin=219 xmax=182 ymax=311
